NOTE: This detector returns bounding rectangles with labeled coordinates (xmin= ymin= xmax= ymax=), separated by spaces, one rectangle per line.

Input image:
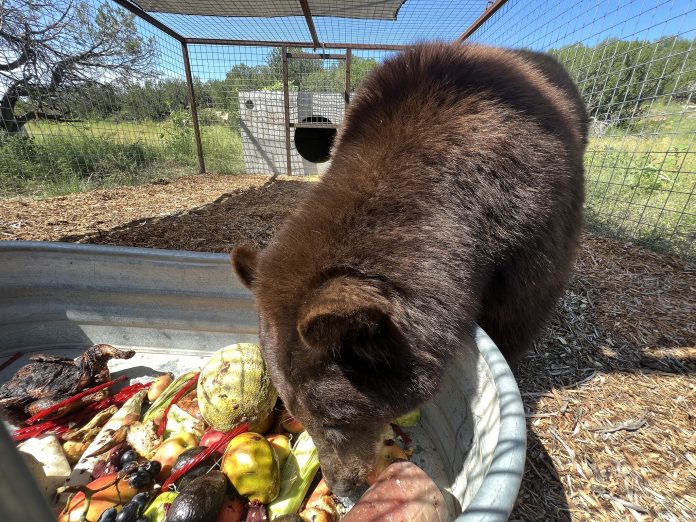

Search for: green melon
xmin=197 ymin=343 xmax=278 ymax=432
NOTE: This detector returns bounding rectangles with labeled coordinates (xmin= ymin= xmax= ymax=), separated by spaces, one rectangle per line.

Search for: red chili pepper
xmin=157 ymin=372 xmax=200 ymax=437
xmin=162 ymin=423 xmax=248 ymax=490
xmin=13 ymin=419 xmax=67 ymax=441
xmin=81 ymin=381 xmax=150 ymax=413
xmin=13 ymin=425 xmax=52 ymax=441
xmin=25 ymin=375 xmax=127 ymax=425
xmin=14 ymin=399 xmax=103 ymax=441
xmin=14 ymin=380 xmax=152 ymax=441
xmin=112 ymin=381 xmax=151 ymax=402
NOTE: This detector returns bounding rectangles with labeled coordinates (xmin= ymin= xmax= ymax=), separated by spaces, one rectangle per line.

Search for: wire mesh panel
xmin=186 ymin=46 xmax=281 ymax=174
xmin=3 ymin=0 xmax=693 ymax=260
xmin=285 ymin=49 xmax=392 ymax=170
xmin=145 ymin=0 xmax=486 ymax=45
xmin=312 ymin=0 xmax=482 ymax=46
xmin=187 ymin=45 xmax=391 ymax=176
xmin=0 ymin=0 xmax=199 ymax=198
xmin=467 ymin=0 xmax=696 ymax=259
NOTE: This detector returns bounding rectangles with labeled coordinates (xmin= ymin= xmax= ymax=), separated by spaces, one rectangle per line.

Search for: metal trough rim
xmin=459 ymin=328 xmax=526 ymax=521
xmin=0 ymin=241 xmax=525 ymax=521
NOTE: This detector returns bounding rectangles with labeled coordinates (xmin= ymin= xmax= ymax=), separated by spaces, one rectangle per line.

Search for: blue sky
xmin=112 ymin=0 xmax=696 ymax=81
xmin=469 ymin=0 xmax=696 ymax=49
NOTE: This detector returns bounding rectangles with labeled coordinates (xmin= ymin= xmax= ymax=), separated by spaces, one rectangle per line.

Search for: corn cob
xmin=268 ymin=431 xmax=320 ymax=520
xmin=142 ymin=371 xmax=197 ymax=424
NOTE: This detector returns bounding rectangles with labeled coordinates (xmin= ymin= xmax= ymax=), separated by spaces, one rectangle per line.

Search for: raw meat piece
xmin=0 ymin=344 xmax=134 ymax=413
xmin=342 ymin=461 xmax=449 ymax=522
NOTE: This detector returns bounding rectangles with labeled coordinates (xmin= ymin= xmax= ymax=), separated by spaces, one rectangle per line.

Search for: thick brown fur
xmin=232 ymin=42 xmax=587 ymax=496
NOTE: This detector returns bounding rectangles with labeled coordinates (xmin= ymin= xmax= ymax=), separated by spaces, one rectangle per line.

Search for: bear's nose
xmin=333 ymin=482 xmax=368 ymax=505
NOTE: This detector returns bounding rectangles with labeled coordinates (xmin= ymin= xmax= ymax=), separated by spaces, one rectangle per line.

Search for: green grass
xmin=199 ymin=124 xmax=245 ymax=174
xmin=0 ymin=117 xmax=245 ymax=198
xmin=584 ymin=102 xmax=695 ymax=259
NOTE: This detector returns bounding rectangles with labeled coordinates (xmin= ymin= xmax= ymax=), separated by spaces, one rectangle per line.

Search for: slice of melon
xmin=197 ymin=343 xmax=277 ymax=433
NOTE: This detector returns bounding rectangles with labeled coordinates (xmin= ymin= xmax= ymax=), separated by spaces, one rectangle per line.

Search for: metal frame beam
xmin=457 ymin=0 xmax=509 ymax=43
xmin=287 ymin=52 xmax=346 ymax=60
xmin=111 ymin=0 xmax=185 ymax=43
xmin=184 ymin=38 xmax=411 ymax=51
xmin=345 ymin=48 xmax=352 ymax=104
xmin=281 ymin=46 xmax=292 ymax=176
xmin=181 ymin=42 xmax=206 ymax=174
xmin=290 ymin=122 xmax=340 ymax=129
xmin=298 ymin=0 xmax=321 ymax=49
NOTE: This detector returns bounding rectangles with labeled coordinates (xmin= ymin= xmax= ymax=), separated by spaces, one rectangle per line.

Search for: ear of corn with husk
xmin=142 ymin=371 xmax=197 ymax=424
xmin=60 ymin=389 xmax=147 ymax=501
xmin=268 ymin=431 xmax=320 ymax=520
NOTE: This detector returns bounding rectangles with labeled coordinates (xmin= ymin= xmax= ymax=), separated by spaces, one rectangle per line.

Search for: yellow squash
xmin=222 ymin=432 xmax=280 ymax=504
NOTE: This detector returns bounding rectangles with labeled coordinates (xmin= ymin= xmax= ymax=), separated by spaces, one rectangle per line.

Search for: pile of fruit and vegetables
xmin=0 ymin=343 xmax=443 ymax=522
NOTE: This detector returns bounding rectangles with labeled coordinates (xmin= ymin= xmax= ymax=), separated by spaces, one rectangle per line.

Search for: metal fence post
xmin=282 ymin=46 xmax=292 ymax=176
xmin=345 ymin=48 xmax=352 ymax=104
xmin=181 ymin=42 xmax=206 ymax=174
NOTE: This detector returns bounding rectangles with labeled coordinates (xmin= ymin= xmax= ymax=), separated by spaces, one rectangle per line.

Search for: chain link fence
xmin=0 ymin=0 xmax=193 ymax=196
xmin=468 ymin=0 xmax=695 ymax=259
xmin=1 ymin=0 xmax=694 ymax=258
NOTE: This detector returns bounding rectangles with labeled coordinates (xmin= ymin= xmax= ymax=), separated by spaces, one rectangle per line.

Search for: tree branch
xmin=0 ymin=52 xmax=31 ymax=72
xmin=0 ymin=31 xmax=34 ymax=72
xmin=28 ymin=0 xmax=73 ymax=36
xmin=2 ymin=0 xmax=155 ymax=126
xmin=0 ymin=27 xmax=26 ymax=46
xmin=15 ymin=110 xmax=80 ymax=124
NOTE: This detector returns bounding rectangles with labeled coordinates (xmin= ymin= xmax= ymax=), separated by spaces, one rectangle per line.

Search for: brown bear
xmin=232 ymin=42 xmax=587 ymax=497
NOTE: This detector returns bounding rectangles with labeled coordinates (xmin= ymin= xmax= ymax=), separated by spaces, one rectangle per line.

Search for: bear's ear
xmin=297 ymin=276 xmax=397 ymax=363
xmin=231 ymin=245 xmax=258 ymax=289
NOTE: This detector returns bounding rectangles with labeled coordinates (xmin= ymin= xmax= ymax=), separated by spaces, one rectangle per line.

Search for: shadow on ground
xmin=60 ymin=179 xmax=311 ymax=252
xmin=509 ymin=241 xmax=694 ymax=520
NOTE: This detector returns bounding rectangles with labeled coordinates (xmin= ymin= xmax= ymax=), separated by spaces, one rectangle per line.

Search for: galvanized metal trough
xmin=0 ymin=241 xmax=525 ymax=521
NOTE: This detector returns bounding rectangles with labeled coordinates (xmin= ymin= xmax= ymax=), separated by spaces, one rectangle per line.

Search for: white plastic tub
xmin=0 ymin=241 xmax=525 ymax=521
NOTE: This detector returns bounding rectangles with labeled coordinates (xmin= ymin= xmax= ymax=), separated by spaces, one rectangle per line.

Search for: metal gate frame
xmin=109 ymin=0 xmax=506 ymax=176
xmin=280 ymin=48 xmax=352 ymax=176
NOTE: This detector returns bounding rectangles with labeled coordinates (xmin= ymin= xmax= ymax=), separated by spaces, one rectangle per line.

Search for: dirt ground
xmin=1 ymin=174 xmax=694 ymax=521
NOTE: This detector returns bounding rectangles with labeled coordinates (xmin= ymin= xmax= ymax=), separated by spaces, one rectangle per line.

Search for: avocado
xmin=165 ymin=471 xmax=227 ymax=522
xmin=170 ymin=447 xmax=217 ymax=489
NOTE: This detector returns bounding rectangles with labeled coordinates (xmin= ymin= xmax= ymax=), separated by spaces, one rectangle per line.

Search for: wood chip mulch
xmin=1 ymin=174 xmax=694 ymax=522
xmin=0 ymin=175 xmax=306 ymax=249
xmin=514 ymin=234 xmax=695 ymax=522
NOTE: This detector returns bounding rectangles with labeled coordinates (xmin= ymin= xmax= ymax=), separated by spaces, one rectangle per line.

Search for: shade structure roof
xmin=118 ymin=0 xmax=496 ymax=47
xmin=133 ymin=0 xmax=407 ymax=20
